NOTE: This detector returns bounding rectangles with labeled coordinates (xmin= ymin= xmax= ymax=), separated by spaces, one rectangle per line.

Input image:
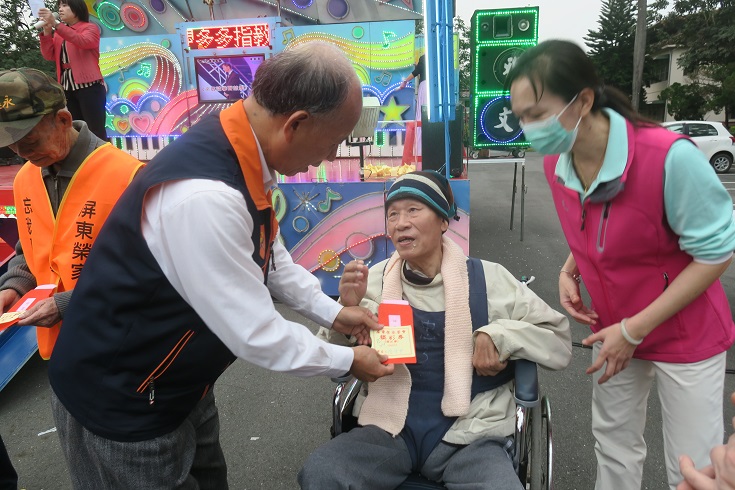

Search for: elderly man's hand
xmin=350 ymin=346 xmax=394 ymax=382
xmin=332 ymin=306 xmax=381 ymax=345
xmin=0 ymin=289 xmax=20 ymax=313
xmin=17 ymin=297 xmax=60 ymax=327
xmin=338 ymin=260 xmax=368 ymax=307
xmin=472 ymin=331 xmax=508 ymax=376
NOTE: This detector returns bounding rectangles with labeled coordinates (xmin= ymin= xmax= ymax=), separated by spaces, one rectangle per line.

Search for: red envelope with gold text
xmin=371 ymin=300 xmax=416 ymax=364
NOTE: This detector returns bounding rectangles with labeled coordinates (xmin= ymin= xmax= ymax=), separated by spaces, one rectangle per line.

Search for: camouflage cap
xmin=0 ymin=68 xmax=66 ymax=147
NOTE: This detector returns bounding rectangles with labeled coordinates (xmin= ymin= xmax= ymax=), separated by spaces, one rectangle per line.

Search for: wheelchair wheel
xmin=528 ymin=396 xmax=552 ymax=490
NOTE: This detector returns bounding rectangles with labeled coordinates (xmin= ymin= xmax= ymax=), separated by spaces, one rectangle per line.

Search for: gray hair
xmin=252 ymin=41 xmax=358 ymax=117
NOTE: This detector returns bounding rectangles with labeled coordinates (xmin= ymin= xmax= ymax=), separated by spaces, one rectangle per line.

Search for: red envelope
xmin=0 ymin=284 xmax=56 ymax=331
xmin=371 ymin=300 xmax=416 ymax=364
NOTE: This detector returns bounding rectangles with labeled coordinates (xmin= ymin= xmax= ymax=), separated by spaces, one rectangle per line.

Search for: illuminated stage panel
xmin=278 ymin=179 xmax=470 ymax=295
xmin=186 ymin=23 xmax=271 ymax=50
xmin=275 ymin=20 xmax=418 ymax=132
xmin=101 ymin=36 xmax=185 ymax=137
xmin=472 ymin=95 xmax=526 ymax=149
xmin=470 ymin=8 xmax=539 ymax=150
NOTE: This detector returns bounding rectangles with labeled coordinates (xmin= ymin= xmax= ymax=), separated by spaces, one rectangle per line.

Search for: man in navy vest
xmin=47 ymin=42 xmax=394 ymax=489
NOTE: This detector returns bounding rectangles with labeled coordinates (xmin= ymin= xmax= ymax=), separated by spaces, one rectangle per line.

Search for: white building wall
xmin=645 ymin=46 xmax=723 ymax=122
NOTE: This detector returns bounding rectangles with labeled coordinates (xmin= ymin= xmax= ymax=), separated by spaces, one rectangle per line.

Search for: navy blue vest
xmin=400 ymin=258 xmax=514 ymax=469
xmin=48 ymin=113 xmax=276 ymax=442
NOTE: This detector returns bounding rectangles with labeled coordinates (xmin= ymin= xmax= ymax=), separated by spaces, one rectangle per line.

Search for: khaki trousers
xmin=591 ymin=343 xmax=726 ymax=490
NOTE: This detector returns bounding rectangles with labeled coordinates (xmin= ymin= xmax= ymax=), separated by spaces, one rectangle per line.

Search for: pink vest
xmin=544 ymin=121 xmax=734 ymax=363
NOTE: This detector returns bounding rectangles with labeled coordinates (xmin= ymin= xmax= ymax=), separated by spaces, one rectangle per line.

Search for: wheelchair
xmin=331 ymin=359 xmax=553 ymax=490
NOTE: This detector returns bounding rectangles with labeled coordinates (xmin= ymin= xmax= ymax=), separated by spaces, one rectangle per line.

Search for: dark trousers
xmin=0 ymin=435 xmax=17 ymax=490
xmin=52 ymin=389 xmax=227 ymax=490
xmin=65 ymin=83 xmax=108 ymax=141
xmin=299 ymin=425 xmax=522 ymax=490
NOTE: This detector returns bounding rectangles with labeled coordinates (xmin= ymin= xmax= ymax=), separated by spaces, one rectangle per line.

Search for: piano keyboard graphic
xmin=110 ymin=136 xmax=179 ymax=162
xmin=337 ymin=130 xmax=407 ymax=159
xmin=111 ymin=130 xmax=407 ymax=162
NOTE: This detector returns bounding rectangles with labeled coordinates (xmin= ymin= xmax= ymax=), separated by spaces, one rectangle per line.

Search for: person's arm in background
xmin=584 ymin=139 xmax=735 ymax=384
xmin=0 ymin=240 xmax=36 ymax=312
xmin=399 ymin=73 xmax=415 ymax=90
xmin=38 ymin=9 xmax=58 ymax=61
xmin=399 ymin=55 xmax=424 ymax=90
xmin=472 ymin=261 xmax=572 ymax=376
xmin=53 ymin=22 xmax=100 ymax=50
xmin=38 ymin=9 xmax=100 ymax=51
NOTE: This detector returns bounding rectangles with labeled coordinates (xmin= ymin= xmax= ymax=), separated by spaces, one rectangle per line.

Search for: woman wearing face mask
xmin=508 ymin=40 xmax=735 ymax=490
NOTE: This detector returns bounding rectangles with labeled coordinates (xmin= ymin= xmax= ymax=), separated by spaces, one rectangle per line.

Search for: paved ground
xmin=2 ymin=153 xmax=735 ymax=489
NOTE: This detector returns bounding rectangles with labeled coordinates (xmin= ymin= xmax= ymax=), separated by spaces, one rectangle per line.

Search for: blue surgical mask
xmin=520 ymin=94 xmax=581 ymax=155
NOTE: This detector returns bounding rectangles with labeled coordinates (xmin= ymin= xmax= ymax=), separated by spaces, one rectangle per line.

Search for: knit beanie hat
xmin=385 ymin=170 xmax=458 ymax=221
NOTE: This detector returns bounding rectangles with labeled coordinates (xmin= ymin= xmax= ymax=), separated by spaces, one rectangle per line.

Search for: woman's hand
xmin=559 ymin=272 xmax=598 ymax=325
xmin=338 ymin=260 xmax=368 ymax=307
xmin=38 ymin=8 xmax=57 ymax=28
xmin=582 ymin=322 xmax=637 ymax=383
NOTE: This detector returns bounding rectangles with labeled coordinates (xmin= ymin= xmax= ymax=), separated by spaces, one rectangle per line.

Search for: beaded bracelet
xmin=620 ymin=318 xmax=644 ymax=346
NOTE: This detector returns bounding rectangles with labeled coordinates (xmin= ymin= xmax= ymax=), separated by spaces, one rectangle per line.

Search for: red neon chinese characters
xmin=186 ymin=24 xmax=270 ymax=50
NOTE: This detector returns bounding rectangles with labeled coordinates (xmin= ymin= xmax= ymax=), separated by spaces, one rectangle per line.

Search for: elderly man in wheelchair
xmin=298 ymin=171 xmax=572 ymax=490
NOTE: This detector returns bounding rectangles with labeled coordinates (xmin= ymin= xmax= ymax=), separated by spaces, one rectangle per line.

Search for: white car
xmin=662 ymin=121 xmax=735 ymax=173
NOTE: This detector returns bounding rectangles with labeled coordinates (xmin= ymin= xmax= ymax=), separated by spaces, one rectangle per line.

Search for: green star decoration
xmin=380 ymin=96 xmax=409 ymax=126
xmin=105 ymin=112 xmax=115 ymax=131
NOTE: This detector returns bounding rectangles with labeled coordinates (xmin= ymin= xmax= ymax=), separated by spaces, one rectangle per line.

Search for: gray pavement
xmin=2 ymin=153 xmax=735 ymax=489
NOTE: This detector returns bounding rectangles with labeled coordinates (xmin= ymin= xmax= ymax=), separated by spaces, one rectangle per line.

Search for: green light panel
xmin=470 ymin=7 xmax=539 ymax=149
xmin=375 ymin=130 xmax=386 ymax=147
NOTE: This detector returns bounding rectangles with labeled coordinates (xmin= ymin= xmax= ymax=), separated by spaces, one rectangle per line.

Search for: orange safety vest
xmin=14 ymin=143 xmax=144 ymax=359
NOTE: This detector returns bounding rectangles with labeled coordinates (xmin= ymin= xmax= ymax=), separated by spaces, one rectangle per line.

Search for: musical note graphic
xmin=136 ymin=62 xmax=152 ymax=78
xmin=317 ymin=187 xmax=343 ymax=213
xmin=117 ymin=65 xmax=125 ymax=83
xmin=282 ymin=28 xmax=295 ymax=45
xmin=374 ymin=71 xmax=392 ymax=86
xmin=382 ymin=30 xmax=397 ymax=48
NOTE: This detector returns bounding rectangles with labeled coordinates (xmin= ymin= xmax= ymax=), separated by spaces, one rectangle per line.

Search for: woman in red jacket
xmin=37 ymin=0 xmax=107 ymax=141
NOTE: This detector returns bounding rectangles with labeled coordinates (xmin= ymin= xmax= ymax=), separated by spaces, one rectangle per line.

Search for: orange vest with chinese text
xmin=14 ymin=143 xmax=144 ymax=359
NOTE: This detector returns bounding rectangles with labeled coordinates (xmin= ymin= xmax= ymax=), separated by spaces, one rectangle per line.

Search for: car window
xmin=688 ymin=123 xmax=718 ymax=137
xmin=666 ymin=123 xmax=685 ymax=134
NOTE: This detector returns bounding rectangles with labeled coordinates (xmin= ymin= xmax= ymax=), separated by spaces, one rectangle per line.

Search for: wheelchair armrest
xmin=513 ymin=359 xmax=539 ymax=408
xmin=332 ymin=377 xmax=364 ymax=437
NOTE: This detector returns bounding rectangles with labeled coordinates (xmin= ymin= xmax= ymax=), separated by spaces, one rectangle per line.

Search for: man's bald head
xmin=251 ymin=41 xmax=360 ymax=118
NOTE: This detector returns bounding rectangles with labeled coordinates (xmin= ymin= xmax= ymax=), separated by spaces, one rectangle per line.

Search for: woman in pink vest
xmin=507 ymin=40 xmax=735 ymax=490
xmin=37 ymin=0 xmax=107 ymax=141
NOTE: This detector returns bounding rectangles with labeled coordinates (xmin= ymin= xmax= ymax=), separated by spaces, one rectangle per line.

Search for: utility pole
xmin=632 ymin=0 xmax=647 ymax=110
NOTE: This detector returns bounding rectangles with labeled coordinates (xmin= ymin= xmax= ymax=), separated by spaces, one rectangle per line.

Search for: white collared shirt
xmin=140 ymin=132 xmax=353 ymax=378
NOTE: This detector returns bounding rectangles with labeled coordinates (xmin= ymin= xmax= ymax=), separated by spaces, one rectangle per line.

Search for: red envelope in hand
xmin=0 ymin=284 xmax=56 ymax=331
xmin=370 ymin=300 xmax=417 ymax=364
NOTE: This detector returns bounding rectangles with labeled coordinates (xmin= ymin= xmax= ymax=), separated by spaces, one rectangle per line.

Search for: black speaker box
xmin=421 ymin=105 xmax=464 ymax=177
